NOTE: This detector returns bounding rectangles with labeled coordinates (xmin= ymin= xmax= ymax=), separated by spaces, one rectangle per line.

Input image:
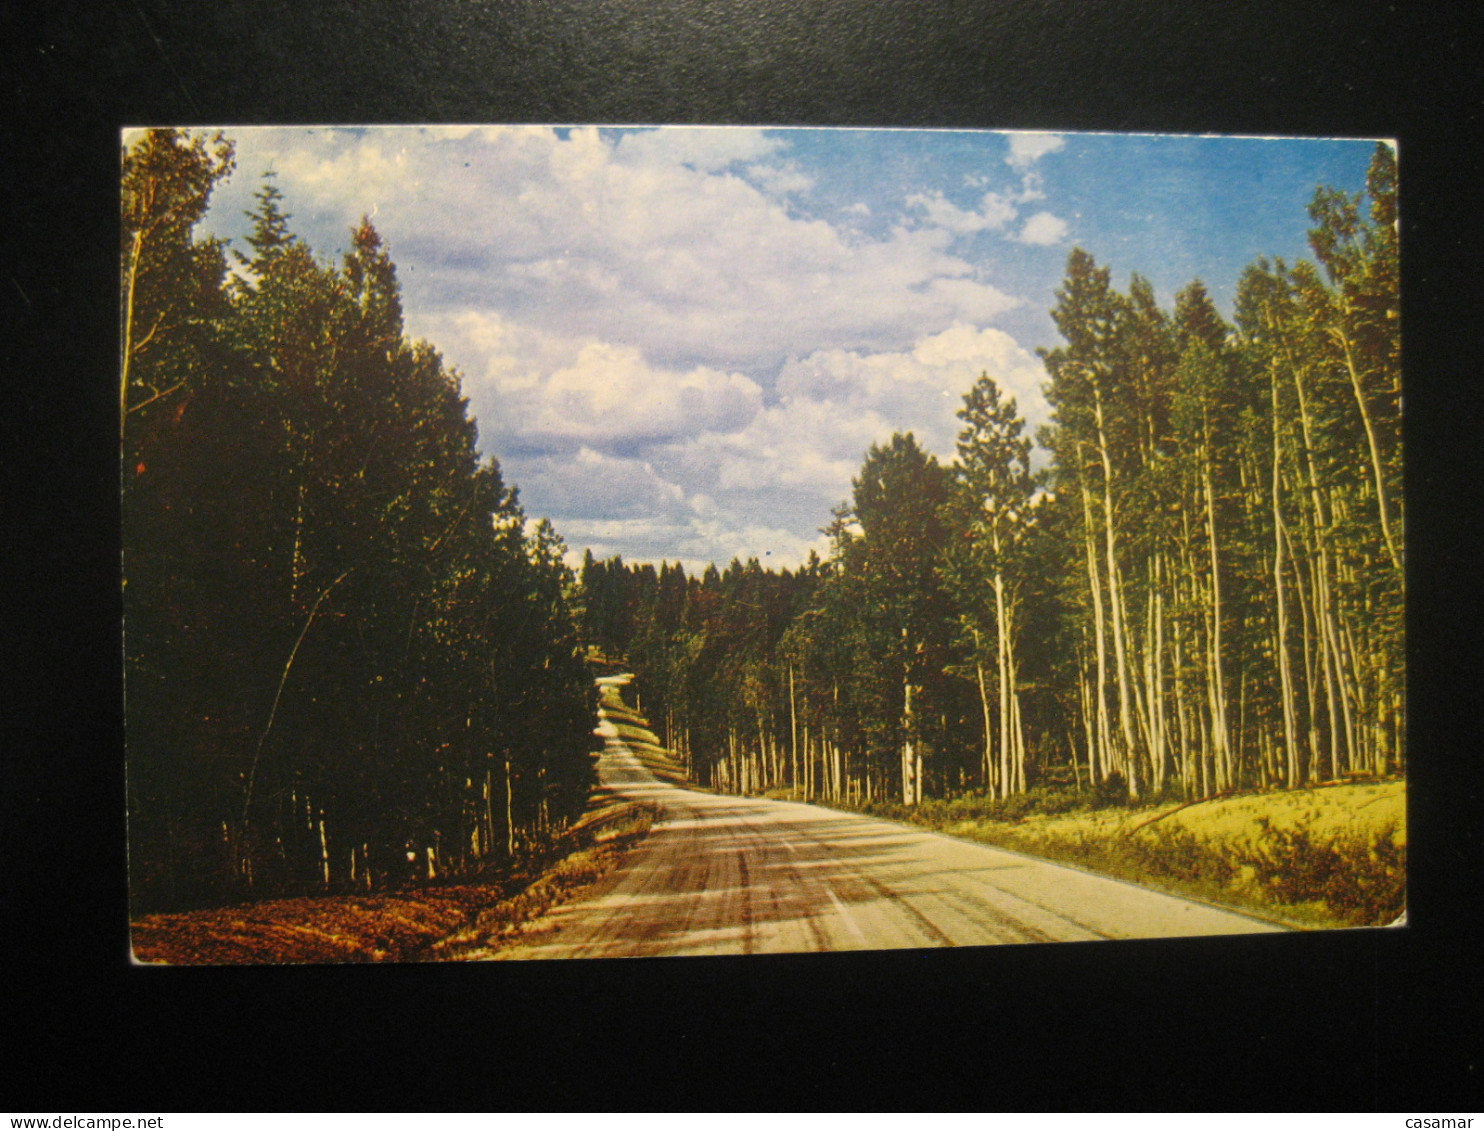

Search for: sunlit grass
xmin=850 ymin=780 xmax=1405 ymax=929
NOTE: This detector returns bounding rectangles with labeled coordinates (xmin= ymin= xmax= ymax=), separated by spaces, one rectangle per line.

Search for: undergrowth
xmin=857 ymin=784 xmax=1103 ymax=826
xmin=1232 ymin=818 xmax=1405 ymax=926
xmin=838 ymin=783 xmax=1405 ymax=928
xmin=429 ymin=805 xmax=655 ymax=958
xmin=132 ymin=798 xmax=656 ymax=963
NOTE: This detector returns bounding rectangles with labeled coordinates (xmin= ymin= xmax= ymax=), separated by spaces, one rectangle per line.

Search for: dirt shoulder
xmin=131 ymin=793 xmax=654 ymax=965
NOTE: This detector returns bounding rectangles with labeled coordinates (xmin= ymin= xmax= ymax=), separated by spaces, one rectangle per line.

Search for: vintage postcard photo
xmin=122 ymin=125 xmax=1403 ymax=963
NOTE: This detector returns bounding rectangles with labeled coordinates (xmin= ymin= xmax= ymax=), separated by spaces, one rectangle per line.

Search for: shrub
xmin=1032 ymin=786 xmax=1093 ymax=817
xmin=1096 ymin=772 xmax=1129 ymax=805
xmin=1128 ymin=825 xmax=1237 ymax=886
xmin=1232 ymin=819 xmax=1406 ymax=925
xmin=880 ymin=785 xmax=1099 ymax=825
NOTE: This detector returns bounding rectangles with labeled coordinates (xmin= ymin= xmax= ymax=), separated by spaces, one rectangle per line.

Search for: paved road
xmin=493 ymin=684 xmax=1282 ymax=960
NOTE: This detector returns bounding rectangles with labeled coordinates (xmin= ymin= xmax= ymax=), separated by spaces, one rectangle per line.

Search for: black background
xmin=5 ymin=0 xmax=1481 ymax=1112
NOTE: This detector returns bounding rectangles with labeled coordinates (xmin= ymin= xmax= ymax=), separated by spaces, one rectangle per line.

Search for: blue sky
xmin=188 ymin=126 xmax=1383 ymax=572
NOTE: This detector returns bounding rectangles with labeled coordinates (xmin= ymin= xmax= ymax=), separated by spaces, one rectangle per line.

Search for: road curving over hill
xmin=491 ymin=675 xmax=1283 ymax=960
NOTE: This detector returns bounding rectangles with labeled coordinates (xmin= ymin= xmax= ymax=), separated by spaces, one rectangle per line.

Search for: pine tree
xmin=847 ymin=433 xmax=959 ymax=804
xmin=125 ymin=134 xmax=597 ymax=908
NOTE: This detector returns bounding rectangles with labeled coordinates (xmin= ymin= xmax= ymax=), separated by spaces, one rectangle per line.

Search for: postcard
xmin=122 ymin=126 xmax=1403 ymax=963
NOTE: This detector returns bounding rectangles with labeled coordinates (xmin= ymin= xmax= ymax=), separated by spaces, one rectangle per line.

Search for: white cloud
xmin=756 ymin=166 xmax=817 ymax=196
xmin=912 ymin=324 xmax=1050 ymax=421
xmin=553 ymin=514 xmax=828 ymax=575
xmin=1016 ymin=211 xmax=1070 ymax=246
xmin=777 ymin=322 xmax=1049 ymax=453
xmin=523 ymin=342 xmax=763 ymax=447
xmin=613 ymin=126 xmax=783 ymax=172
xmin=906 ymin=190 xmax=1018 ymax=235
xmin=642 ymin=323 xmax=1050 ymax=564
xmin=1006 ymin=132 xmax=1066 ymax=169
xmin=276 ymin=137 xmax=410 ymax=199
xmin=907 ymin=152 xmax=1063 ymax=248
xmin=410 ymin=311 xmax=1042 ymax=571
xmin=677 ymin=516 xmax=831 ymax=571
xmin=409 ymin=312 xmax=764 ymax=453
xmin=513 ymin=448 xmax=686 ymax=520
xmin=427 ymin=311 xmax=1048 ymax=571
xmin=410 ymin=308 xmax=559 ymax=391
xmin=207 ymin=126 xmax=1051 ymax=570
xmin=217 ymin=126 xmax=1023 ymax=378
xmin=552 ymin=516 xmax=697 ymax=566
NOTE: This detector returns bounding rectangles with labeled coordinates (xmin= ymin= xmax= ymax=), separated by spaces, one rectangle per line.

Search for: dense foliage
xmin=585 ymin=143 xmax=1403 ymax=809
xmin=123 ymin=130 xmax=595 ymax=912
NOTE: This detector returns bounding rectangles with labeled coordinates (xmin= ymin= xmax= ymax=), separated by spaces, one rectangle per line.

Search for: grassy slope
xmin=844 ymin=780 xmax=1406 ymax=929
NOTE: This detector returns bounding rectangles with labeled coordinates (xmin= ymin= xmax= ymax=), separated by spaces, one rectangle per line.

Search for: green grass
xmin=844 ymin=780 xmax=1406 ymax=929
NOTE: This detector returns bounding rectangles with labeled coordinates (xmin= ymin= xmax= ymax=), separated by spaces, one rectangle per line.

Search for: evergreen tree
xmin=844 ymin=433 xmax=961 ymax=803
xmin=124 ymin=137 xmax=597 ymax=910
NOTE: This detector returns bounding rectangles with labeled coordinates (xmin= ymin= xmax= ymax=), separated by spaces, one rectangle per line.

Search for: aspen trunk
xmin=504 ymin=756 xmax=515 ymax=857
xmin=1290 ymin=350 xmax=1345 ymax=779
xmin=318 ymin=816 xmax=330 ymax=887
xmin=1285 ymin=521 xmax=1322 ymax=778
xmin=1078 ymin=659 xmax=1097 ymax=790
xmin=973 ymin=629 xmax=995 ymax=794
xmin=1172 ymin=622 xmax=1193 ymax=797
xmin=992 ymin=555 xmax=1013 ymax=799
xmin=484 ymin=769 xmax=496 ymax=858
xmin=789 ymin=664 xmax=799 ymax=792
xmin=1080 ymin=472 xmax=1112 ymax=784
xmin=1094 ymin=391 xmax=1139 ymax=798
xmin=1201 ymin=437 xmax=1232 ymax=791
xmin=901 ymin=659 xmax=916 ymax=806
xmin=241 ymin=568 xmax=351 ymax=840
xmin=1271 ymin=365 xmax=1301 ymax=786
xmin=1148 ymin=561 xmax=1168 ymax=792
xmin=120 ymin=229 xmax=146 ymax=442
xmin=1332 ymin=327 xmax=1402 ymax=578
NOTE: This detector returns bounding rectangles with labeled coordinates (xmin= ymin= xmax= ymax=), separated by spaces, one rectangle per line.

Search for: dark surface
xmin=5 ymin=0 xmax=1481 ymax=1111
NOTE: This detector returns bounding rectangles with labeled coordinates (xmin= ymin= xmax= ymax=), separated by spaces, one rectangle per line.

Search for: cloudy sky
xmin=196 ymin=126 xmax=1380 ymax=572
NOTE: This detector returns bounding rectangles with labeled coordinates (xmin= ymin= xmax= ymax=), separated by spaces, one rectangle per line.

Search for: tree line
xmin=123 ymin=129 xmax=595 ymax=912
xmin=581 ymin=142 xmax=1402 ymax=809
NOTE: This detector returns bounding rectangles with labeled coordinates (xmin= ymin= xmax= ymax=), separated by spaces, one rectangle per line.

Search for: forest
xmin=581 ymin=142 xmax=1402 ymax=812
xmin=123 ymin=129 xmax=595 ymax=912
xmin=125 ymin=128 xmax=1401 ymax=917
